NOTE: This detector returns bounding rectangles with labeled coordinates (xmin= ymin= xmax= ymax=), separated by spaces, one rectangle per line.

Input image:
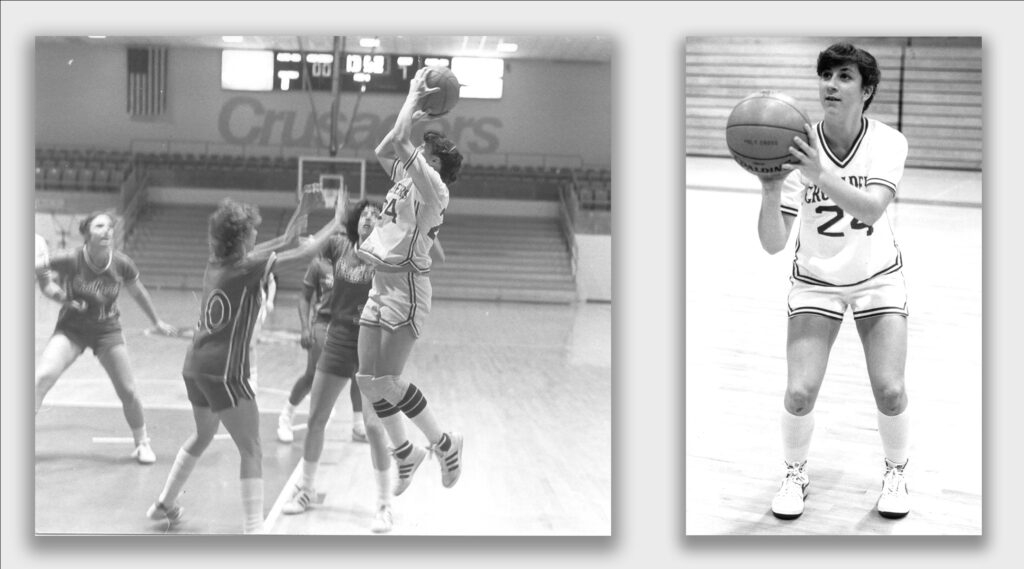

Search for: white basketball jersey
xmin=780 ymin=117 xmax=908 ymax=287
xmin=358 ymin=147 xmax=448 ymax=273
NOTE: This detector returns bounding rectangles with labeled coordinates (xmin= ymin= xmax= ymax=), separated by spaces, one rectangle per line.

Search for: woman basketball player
xmin=146 ymin=188 xmax=342 ymax=533
xmin=354 ymin=67 xmax=464 ymax=496
xmin=757 ymin=42 xmax=912 ymax=520
xmin=280 ymin=196 xmax=399 ymax=533
xmin=35 ymin=211 xmax=178 ymax=464
xmin=275 ymin=247 xmax=368 ymax=446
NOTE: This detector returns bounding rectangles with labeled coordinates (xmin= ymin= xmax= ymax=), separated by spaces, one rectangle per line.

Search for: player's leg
xmin=148 ymin=402 xmax=220 ymax=524
xmin=278 ymin=324 xmax=323 ymax=443
xmin=350 ymin=370 xmax=367 ymax=442
xmin=97 ymin=342 xmax=154 ymax=463
xmin=357 ymin=323 xmax=421 ymax=494
xmin=771 ymin=312 xmax=842 ymax=519
xmin=283 ymin=366 xmax=348 ymax=515
xmin=856 ymin=313 xmax=910 ymax=518
xmin=34 ymin=332 xmax=84 ymax=413
xmin=376 ymin=325 xmax=463 ymax=489
xmin=218 ymin=397 xmax=264 ymax=533
xmin=363 ymin=391 xmax=393 ymax=532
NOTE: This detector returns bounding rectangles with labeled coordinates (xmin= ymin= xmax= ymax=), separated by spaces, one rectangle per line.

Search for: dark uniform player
xmin=35 ymin=211 xmax=177 ymax=464
xmin=147 ymin=189 xmax=342 ymax=533
xmin=276 ymin=248 xmax=369 ymax=445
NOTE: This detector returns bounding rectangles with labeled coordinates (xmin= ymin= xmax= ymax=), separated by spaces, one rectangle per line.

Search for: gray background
xmin=4 ymin=0 xmax=1019 ymax=566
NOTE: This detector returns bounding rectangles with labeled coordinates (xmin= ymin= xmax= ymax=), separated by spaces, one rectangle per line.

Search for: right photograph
xmin=684 ymin=36 xmax=982 ymax=535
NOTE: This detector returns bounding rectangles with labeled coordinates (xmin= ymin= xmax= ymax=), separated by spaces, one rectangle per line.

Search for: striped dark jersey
xmin=48 ymin=247 xmax=140 ymax=328
xmin=182 ymin=251 xmax=276 ymax=383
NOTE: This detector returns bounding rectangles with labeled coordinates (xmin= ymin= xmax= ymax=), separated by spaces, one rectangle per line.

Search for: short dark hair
xmin=817 ymin=42 xmax=881 ymax=112
xmin=423 ymin=131 xmax=463 ymax=184
xmin=78 ymin=210 xmax=118 ymax=241
xmin=344 ymin=199 xmax=382 ymax=243
xmin=208 ymin=198 xmax=261 ymax=260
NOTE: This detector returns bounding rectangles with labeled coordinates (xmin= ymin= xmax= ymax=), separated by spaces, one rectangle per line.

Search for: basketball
xmin=421 ymin=66 xmax=461 ymax=116
xmin=725 ymin=90 xmax=811 ymax=178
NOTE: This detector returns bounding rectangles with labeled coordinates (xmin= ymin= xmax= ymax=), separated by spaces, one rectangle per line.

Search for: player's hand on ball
xmin=783 ymin=124 xmax=823 ymax=183
xmin=409 ymin=68 xmax=440 ymax=100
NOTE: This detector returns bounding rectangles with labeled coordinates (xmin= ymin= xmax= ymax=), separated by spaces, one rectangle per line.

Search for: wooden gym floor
xmin=685 ymin=158 xmax=982 ymax=535
xmin=34 ymin=293 xmax=611 ymax=536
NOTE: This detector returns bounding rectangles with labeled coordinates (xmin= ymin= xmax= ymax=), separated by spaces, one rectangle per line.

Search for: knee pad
xmin=373 ymin=374 xmax=408 ymax=405
xmin=355 ymin=373 xmax=376 ymax=399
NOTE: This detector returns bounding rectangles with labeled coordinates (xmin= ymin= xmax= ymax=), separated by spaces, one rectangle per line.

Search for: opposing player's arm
xmin=758 ymin=176 xmax=797 ymax=254
xmin=125 ymin=279 xmax=178 ymax=336
xmin=275 ymin=184 xmax=347 ymax=265
xmin=252 ymin=187 xmax=322 ymax=255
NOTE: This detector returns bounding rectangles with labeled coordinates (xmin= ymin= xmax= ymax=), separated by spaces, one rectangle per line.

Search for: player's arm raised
xmin=758 ymin=175 xmax=796 ymax=255
xmin=391 ymin=69 xmax=445 ymax=206
xmin=275 ymin=183 xmax=348 ymax=265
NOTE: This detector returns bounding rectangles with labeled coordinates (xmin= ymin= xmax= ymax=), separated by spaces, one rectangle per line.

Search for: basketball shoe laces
xmin=881 ymin=461 xmax=906 ymax=496
xmin=779 ymin=462 xmax=808 ymax=497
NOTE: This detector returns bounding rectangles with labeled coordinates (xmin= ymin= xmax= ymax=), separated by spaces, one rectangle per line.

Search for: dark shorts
xmin=55 ymin=320 xmax=125 ymax=356
xmin=183 ymin=373 xmax=256 ymax=413
xmin=316 ymin=322 xmax=359 ymax=378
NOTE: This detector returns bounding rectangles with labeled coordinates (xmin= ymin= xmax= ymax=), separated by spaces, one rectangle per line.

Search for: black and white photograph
xmin=684 ymin=36 xmax=982 ymax=535
xmin=32 ymin=34 xmax=612 ymax=535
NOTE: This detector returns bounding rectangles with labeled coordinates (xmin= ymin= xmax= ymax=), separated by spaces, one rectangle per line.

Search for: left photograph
xmin=34 ymin=35 xmax=612 ymax=536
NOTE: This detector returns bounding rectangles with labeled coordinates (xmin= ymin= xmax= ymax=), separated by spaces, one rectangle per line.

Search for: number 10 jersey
xmin=780 ymin=117 xmax=908 ymax=287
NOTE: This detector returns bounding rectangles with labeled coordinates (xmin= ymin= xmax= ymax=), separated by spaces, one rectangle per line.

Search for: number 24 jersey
xmin=780 ymin=117 xmax=908 ymax=287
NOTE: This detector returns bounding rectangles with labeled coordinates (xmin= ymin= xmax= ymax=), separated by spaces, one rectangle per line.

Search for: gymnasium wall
xmin=35 ymin=41 xmax=611 ymax=168
xmin=685 ymin=37 xmax=982 ymax=170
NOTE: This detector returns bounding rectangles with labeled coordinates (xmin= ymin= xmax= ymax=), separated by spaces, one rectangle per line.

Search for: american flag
xmin=126 ymin=46 xmax=167 ymax=116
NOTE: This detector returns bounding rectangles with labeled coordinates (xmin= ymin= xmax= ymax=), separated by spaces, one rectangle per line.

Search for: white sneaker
xmin=147 ymin=501 xmax=183 ymax=524
xmin=370 ymin=504 xmax=393 ymax=534
xmin=393 ymin=445 xmax=428 ymax=496
xmin=277 ymin=413 xmax=294 ymax=443
xmin=431 ymin=432 xmax=464 ymax=489
xmin=877 ymin=459 xmax=910 ymax=519
xmin=132 ymin=439 xmax=156 ymax=464
xmin=282 ymin=485 xmax=315 ymax=515
xmin=771 ymin=460 xmax=809 ymax=519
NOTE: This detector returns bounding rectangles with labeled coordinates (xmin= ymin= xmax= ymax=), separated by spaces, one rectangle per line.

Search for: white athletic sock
xmin=353 ymin=411 xmax=364 ymax=427
xmin=132 ymin=425 xmax=149 ymax=446
xmin=301 ymin=459 xmax=319 ymax=491
xmin=241 ymin=478 xmax=264 ymax=534
xmin=877 ymin=409 xmax=910 ymax=465
xmin=781 ymin=409 xmax=815 ymax=464
xmin=281 ymin=402 xmax=296 ymax=421
xmin=159 ymin=448 xmax=199 ymax=506
xmin=375 ymin=468 xmax=391 ymax=506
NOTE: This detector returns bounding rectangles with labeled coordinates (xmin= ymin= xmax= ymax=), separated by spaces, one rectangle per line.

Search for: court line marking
xmin=263 ymin=454 xmax=306 ymax=533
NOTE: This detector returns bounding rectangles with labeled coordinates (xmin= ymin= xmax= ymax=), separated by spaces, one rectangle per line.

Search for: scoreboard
xmin=271 ymin=51 xmax=452 ymax=93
